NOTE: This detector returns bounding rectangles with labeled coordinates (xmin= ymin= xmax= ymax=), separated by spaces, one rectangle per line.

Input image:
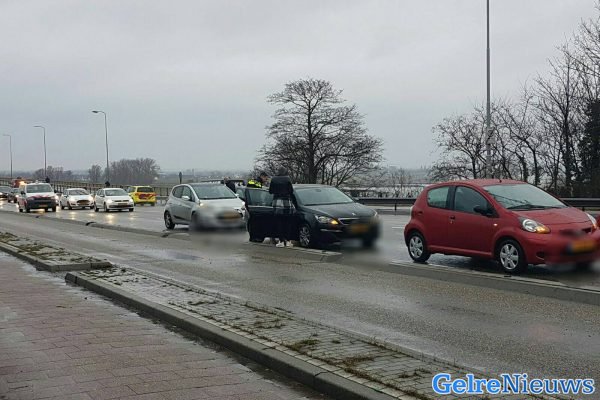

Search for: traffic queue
xmin=3 ymin=174 xmax=600 ymax=274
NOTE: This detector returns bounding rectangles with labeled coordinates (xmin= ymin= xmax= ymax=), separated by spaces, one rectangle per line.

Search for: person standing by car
xmin=247 ymin=172 xmax=269 ymax=188
xmin=223 ymin=177 xmax=236 ymax=193
xmin=269 ymin=168 xmax=294 ymax=248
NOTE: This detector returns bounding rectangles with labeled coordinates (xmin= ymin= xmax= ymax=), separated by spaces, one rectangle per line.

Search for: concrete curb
xmin=247 ymin=242 xmax=343 ymax=262
xmin=390 ymin=260 xmax=600 ymax=306
xmin=0 ymin=241 xmax=111 ymax=272
xmin=65 ymin=272 xmax=397 ymax=400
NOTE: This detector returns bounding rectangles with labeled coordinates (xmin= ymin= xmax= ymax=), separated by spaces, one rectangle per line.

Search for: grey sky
xmin=0 ymin=0 xmax=595 ymax=173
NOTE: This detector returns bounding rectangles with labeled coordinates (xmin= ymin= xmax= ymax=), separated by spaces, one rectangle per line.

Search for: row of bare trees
xmin=87 ymin=158 xmax=160 ymax=185
xmin=431 ymin=5 xmax=600 ymax=196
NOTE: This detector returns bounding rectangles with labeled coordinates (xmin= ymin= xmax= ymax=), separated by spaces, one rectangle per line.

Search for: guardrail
xmin=2 ymin=177 xmax=600 ymax=210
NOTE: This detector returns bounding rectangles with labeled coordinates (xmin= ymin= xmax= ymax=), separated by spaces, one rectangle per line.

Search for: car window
xmin=127 ymin=187 xmax=134 ymax=192
xmin=182 ymin=186 xmax=192 ymax=199
xmin=427 ymin=186 xmax=450 ymax=209
xmin=454 ymin=186 xmax=489 ymax=214
xmin=190 ymin=184 xmax=237 ymax=200
xmin=97 ymin=190 xmax=103 ymax=196
xmin=246 ymin=189 xmax=273 ymax=206
xmin=26 ymin=184 xmax=53 ymax=193
xmin=172 ymin=186 xmax=183 ymax=198
xmin=105 ymin=189 xmax=127 ymax=196
xmin=136 ymin=187 xmax=153 ymax=192
xmin=294 ymin=187 xmax=353 ymax=206
xmin=483 ymin=183 xmax=566 ymax=210
xmin=68 ymin=189 xmax=88 ymax=196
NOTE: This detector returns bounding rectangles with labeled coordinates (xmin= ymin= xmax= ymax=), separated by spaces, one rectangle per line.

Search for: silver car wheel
xmin=409 ymin=236 xmax=424 ymax=258
xmin=499 ymin=243 xmax=519 ymax=271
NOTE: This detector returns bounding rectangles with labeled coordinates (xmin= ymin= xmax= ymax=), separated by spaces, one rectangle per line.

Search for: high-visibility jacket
xmin=246 ymin=179 xmax=262 ymax=188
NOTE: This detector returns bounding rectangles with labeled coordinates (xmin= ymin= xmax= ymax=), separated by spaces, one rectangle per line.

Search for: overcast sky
xmin=0 ymin=0 xmax=596 ymax=173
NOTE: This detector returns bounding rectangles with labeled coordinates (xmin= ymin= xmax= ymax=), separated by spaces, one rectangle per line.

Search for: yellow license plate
xmin=349 ymin=224 xmax=369 ymax=234
xmin=223 ymin=212 xmax=240 ymax=219
xmin=570 ymin=239 xmax=596 ymax=253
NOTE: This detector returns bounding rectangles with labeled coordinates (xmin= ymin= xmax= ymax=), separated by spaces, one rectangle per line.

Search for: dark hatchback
xmin=242 ymin=184 xmax=380 ymax=248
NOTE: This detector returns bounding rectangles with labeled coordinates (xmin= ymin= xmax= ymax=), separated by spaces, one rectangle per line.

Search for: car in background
xmin=127 ymin=185 xmax=156 ymax=206
xmin=244 ymin=184 xmax=380 ymax=248
xmin=7 ymin=188 xmax=20 ymax=203
xmin=163 ymin=183 xmax=244 ymax=230
xmin=0 ymin=186 xmax=10 ymax=200
xmin=60 ymin=188 xmax=95 ymax=210
xmin=94 ymin=188 xmax=134 ymax=212
xmin=404 ymin=179 xmax=599 ymax=273
xmin=17 ymin=183 xmax=58 ymax=212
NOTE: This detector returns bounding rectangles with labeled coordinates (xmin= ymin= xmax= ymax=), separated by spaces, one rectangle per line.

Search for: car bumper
xmin=317 ymin=221 xmax=380 ymax=243
xmin=106 ymin=203 xmax=133 ymax=209
xmin=519 ymin=232 xmax=600 ymax=265
xmin=197 ymin=213 xmax=245 ymax=228
xmin=25 ymin=199 xmax=57 ymax=209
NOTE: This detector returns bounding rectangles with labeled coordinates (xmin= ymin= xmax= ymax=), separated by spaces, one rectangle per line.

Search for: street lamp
xmin=484 ymin=0 xmax=492 ymax=178
xmin=2 ymin=134 xmax=12 ymax=180
xmin=33 ymin=125 xmax=47 ymax=179
xmin=92 ymin=110 xmax=110 ymax=182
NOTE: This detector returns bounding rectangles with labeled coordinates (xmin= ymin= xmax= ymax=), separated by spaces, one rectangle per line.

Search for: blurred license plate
xmin=349 ymin=224 xmax=369 ymax=234
xmin=222 ymin=212 xmax=240 ymax=219
xmin=570 ymin=239 xmax=596 ymax=254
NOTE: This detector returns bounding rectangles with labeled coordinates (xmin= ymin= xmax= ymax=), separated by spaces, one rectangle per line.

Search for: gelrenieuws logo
xmin=432 ymin=373 xmax=595 ymax=396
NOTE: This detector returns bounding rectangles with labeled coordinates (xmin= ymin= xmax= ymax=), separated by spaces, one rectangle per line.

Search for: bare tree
xmin=32 ymin=166 xmax=73 ymax=182
xmin=430 ymin=110 xmax=488 ymax=181
xmin=386 ymin=167 xmax=413 ymax=197
xmin=88 ymin=164 xmax=102 ymax=183
xmin=533 ymin=48 xmax=582 ymax=195
xmin=258 ymin=78 xmax=383 ymax=186
xmin=108 ymin=158 xmax=160 ymax=185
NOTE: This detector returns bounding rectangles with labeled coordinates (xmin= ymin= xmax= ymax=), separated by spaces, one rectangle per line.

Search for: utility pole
xmin=2 ymin=134 xmax=12 ymax=180
xmin=485 ymin=0 xmax=492 ymax=178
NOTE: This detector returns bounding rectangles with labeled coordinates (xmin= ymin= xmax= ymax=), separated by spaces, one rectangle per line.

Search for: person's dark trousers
xmin=273 ymin=197 xmax=292 ymax=242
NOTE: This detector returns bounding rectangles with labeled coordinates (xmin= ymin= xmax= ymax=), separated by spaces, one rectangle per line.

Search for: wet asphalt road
xmin=0 ymin=211 xmax=598 ymax=392
xmin=1 ymin=199 xmax=599 ymax=289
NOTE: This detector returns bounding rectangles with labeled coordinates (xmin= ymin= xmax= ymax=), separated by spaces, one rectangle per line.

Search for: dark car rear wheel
xmin=497 ymin=239 xmax=528 ymax=274
xmin=298 ymin=224 xmax=315 ymax=248
xmin=407 ymin=231 xmax=430 ymax=263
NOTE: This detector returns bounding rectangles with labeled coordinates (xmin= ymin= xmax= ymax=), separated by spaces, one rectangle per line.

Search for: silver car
xmin=60 ymin=188 xmax=95 ymax=210
xmin=164 ymin=183 xmax=244 ymax=230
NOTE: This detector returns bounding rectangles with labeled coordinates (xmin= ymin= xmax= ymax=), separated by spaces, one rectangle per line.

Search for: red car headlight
xmin=520 ymin=218 xmax=550 ymax=234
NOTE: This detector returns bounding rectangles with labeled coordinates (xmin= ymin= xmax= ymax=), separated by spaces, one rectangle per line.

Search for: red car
xmin=404 ymin=179 xmax=599 ymax=273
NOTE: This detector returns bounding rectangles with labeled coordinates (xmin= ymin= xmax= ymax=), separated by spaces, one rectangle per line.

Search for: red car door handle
xmin=449 ymin=215 xmax=456 ymax=220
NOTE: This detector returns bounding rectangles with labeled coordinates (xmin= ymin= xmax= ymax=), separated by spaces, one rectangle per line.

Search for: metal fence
xmin=2 ymin=177 xmax=600 ymax=210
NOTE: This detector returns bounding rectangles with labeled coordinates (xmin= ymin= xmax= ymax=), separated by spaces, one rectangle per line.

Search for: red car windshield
xmin=483 ymin=184 xmax=566 ymax=210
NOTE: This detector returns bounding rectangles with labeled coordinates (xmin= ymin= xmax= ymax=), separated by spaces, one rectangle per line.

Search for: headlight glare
xmin=586 ymin=213 xmax=598 ymax=231
xmin=520 ymin=218 xmax=550 ymax=234
xmin=315 ymin=215 xmax=338 ymax=225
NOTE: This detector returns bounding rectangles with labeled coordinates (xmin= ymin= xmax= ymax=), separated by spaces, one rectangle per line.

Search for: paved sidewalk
xmin=0 ymin=253 xmax=327 ymax=400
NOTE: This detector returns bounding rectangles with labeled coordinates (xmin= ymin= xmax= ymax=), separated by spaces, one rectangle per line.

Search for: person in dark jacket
xmin=269 ymin=168 xmax=294 ymax=247
xmin=223 ymin=177 xmax=236 ymax=193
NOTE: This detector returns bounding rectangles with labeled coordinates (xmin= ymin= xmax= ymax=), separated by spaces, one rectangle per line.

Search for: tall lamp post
xmin=33 ymin=125 xmax=47 ymax=179
xmin=92 ymin=110 xmax=110 ymax=183
xmin=2 ymin=134 xmax=12 ymax=180
xmin=484 ymin=0 xmax=492 ymax=178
